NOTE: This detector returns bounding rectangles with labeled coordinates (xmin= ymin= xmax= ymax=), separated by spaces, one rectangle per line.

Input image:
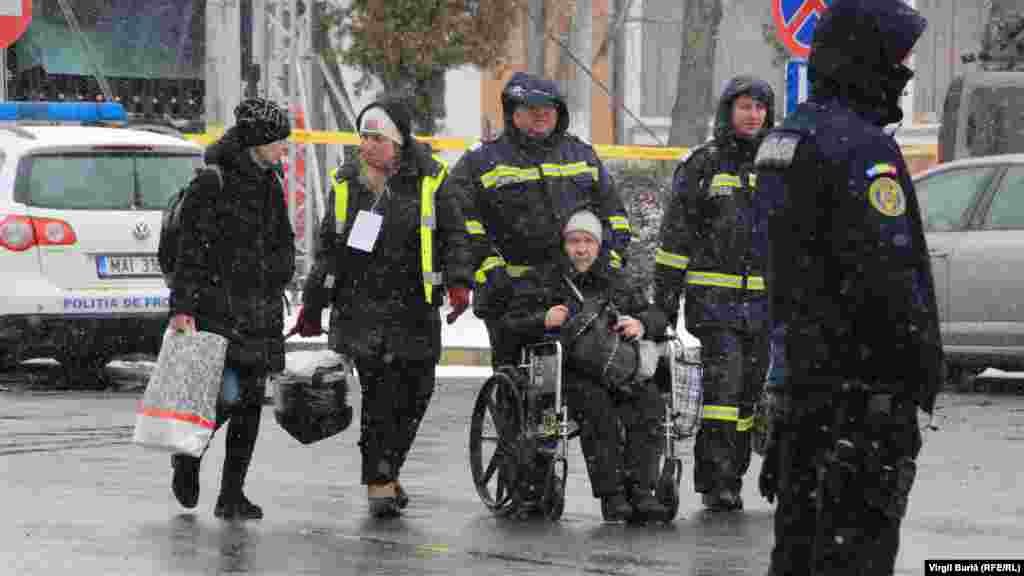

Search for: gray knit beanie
xmin=563 ymin=210 xmax=603 ymax=244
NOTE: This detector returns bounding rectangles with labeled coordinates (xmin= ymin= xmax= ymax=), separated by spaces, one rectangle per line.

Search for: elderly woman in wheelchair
xmin=469 ymin=209 xmax=680 ymax=523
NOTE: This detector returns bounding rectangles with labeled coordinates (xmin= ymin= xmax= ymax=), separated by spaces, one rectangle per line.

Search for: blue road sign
xmin=785 ymin=59 xmax=808 ymax=116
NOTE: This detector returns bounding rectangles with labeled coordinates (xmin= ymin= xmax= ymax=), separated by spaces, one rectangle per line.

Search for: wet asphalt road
xmin=1 ymin=366 xmax=1023 ymax=576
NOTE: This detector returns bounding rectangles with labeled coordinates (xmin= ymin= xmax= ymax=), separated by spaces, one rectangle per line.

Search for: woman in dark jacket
xmin=498 ymin=209 xmax=669 ymax=522
xmin=168 ymin=98 xmax=296 ymax=520
xmin=290 ymin=99 xmax=475 ymax=517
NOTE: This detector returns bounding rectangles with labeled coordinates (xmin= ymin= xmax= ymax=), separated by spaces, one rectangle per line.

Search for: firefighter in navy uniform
xmin=753 ymin=1 xmax=943 ymax=574
xmin=449 ymin=72 xmax=632 ymax=369
xmin=654 ymin=75 xmax=776 ymax=512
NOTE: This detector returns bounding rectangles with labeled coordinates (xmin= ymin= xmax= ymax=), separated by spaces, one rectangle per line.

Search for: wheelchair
xmin=467 ymin=330 xmax=702 ymax=522
xmin=468 ymin=340 xmax=571 ymax=520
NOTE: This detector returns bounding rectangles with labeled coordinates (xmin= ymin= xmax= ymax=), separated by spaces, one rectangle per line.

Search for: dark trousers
xmin=213 ymin=364 xmax=266 ymax=499
xmin=564 ymin=372 xmax=664 ymax=498
xmin=619 ymin=380 xmax=665 ymax=493
xmin=484 ymin=316 xmax=528 ymax=369
xmin=693 ymin=328 xmax=767 ymax=495
xmin=355 ymin=355 xmax=436 ymax=485
xmin=564 ymin=370 xmax=621 ymax=497
xmin=769 ymin=391 xmax=922 ymax=576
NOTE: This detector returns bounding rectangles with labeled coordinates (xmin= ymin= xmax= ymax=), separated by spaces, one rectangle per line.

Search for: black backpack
xmin=158 ymin=165 xmax=223 ymax=285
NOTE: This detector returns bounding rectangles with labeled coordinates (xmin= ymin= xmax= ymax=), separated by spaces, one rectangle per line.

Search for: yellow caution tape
xmin=183 ymin=130 xmax=937 ymax=163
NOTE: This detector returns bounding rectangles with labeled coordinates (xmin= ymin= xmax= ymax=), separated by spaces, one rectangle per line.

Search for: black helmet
xmin=808 ymin=0 xmax=927 ymax=125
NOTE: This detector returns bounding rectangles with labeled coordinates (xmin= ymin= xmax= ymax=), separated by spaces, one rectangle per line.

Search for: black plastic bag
xmin=560 ymin=299 xmax=639 ymax=395
xmin=274 ymin=364 xmax=353 ymax=445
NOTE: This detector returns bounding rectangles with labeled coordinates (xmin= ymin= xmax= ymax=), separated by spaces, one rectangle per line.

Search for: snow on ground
xmin=281 ymin=306 xmax=496 ymax=350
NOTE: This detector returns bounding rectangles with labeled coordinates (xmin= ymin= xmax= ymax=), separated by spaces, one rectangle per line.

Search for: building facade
xmin=482 ymin=0 xmax=988 ymax=148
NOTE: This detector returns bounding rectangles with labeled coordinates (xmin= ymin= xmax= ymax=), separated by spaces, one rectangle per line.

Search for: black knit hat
xmin=233 ymin=98 xmax=291 ymax=147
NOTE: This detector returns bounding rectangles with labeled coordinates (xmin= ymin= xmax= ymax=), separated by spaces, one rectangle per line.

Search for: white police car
xmin=0 ymin=102 xmax=203 ymax=384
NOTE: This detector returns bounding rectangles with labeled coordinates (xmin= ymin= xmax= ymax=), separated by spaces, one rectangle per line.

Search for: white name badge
xmin=347 ymin=210 xmax=383 ymax=252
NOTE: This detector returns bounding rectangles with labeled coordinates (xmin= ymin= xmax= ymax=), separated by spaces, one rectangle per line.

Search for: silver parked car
xmin=915 ymin=153 xmax=1024 ymax=389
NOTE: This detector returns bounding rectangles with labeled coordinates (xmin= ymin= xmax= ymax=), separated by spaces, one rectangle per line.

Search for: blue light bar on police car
xmin=0 ymin=102 xmax=128 ymax=123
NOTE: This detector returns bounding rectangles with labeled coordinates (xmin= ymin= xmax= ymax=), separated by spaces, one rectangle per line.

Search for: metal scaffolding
xmin=207 ymin=0 xmax=329 ymax=279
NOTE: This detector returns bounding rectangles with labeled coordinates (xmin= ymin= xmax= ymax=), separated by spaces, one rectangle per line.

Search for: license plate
xmin=96 ymin=255 xmax=162 ymax=278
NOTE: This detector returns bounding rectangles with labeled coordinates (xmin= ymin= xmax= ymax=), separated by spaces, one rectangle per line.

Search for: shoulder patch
xmin=867 ymin=176 xmax=906 ymax=217
xmin=755 ymin=133 xmax=801 ymax=169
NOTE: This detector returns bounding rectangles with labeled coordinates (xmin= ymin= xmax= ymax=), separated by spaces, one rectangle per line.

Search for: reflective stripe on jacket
xmin=330 ymin=158 xmax=448 ymax=304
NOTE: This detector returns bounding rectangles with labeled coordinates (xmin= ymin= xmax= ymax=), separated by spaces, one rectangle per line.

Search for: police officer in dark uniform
xmin=753 ymin=1 xmax=943 ymax=573
xmin=654 ymin=75 xmax=776 ymax=511
xmin=449 ymin=72 xmax=632 ymax=369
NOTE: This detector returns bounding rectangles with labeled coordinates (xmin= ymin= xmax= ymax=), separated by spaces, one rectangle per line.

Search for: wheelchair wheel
xmin=655 ymin=458 xmax=682 ymax=522
xmin=469 ymin=370 xmax=523 ymax=514
xmin=541 ymin=457 xmax=567 ymax=521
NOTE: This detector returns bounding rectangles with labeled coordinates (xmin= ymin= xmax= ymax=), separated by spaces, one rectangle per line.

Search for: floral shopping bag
xmin=133 ymin=329 xmax=228 ymax=457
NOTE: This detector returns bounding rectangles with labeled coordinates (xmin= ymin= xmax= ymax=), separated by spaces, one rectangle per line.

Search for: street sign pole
xmin=902 ymin=0 xmax=915 ymax=125
xmin=785 ymin=59 xmax=808 ymax=116
xmin=774 ymin=0 xmax=831 ymax=117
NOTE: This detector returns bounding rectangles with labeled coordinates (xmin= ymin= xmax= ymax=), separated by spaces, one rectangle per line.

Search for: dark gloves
xmin=757 ymin=389 xmax=788 ymax=504
xmin=758 ymin=456 xmax=778 ymax=504
xmin=446 ymin=287 xmax=471 ymax=324
xmin=473 ymin=265 xmax=511 ymax=320
xmin=286 ymin=306 xmax=323 ymax=338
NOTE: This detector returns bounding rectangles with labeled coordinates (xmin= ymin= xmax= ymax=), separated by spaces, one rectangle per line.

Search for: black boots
xmin=171 ymin=454 xmax=201 ymax=509
xmin=601 ymin=493 xmax=634 ymax=522
xmin=214 ymin=493 xmax=264 ymax=520
xmin=702 ymin=488 xmax=744 ymax=511
xmin=216 ymin=403 xmax=263 ymax=520
xmin=629 ymin=489 xmax=670 ymax=522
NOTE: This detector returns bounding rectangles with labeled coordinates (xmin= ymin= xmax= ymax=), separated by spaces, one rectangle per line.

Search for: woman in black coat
xmin=291 ymin=99 xmax=475 ymax=517
xmin=168 ymin=98 xmax=296 ymax=520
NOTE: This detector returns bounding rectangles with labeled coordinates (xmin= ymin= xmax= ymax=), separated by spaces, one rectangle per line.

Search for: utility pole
xmin=611 ymin=0 xmax=627 ymax=144
xmin=309 ymin=0 xmax=328 ymax=212
xmin=527 ymin=0 xmax=546 ymax=75
xmin=903 ymin=0 xmax=916 ymax=125
xmin=251 ymin=0 xmax=266 ymax=97
xmin=570 ymin=0 xmax=592 ymax=140
xmin=205 ymin=0 xmax=243 ymax=131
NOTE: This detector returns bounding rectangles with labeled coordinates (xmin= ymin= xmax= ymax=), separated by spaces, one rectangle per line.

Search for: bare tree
xmin=667 ymin=0 xmax=723 ymax=147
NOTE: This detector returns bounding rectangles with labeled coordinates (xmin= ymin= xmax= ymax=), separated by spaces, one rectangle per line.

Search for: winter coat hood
xmin=713 ymin=75 xmax=776 ymax=144
xmin=501 ymin=72 xmax=571 ymax=148
xmin=808 ymin=0 xmax=927 ymax=125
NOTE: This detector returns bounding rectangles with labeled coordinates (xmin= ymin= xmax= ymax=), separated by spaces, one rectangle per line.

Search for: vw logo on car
xmin=133 ymin=220 xmax=152 ymax=241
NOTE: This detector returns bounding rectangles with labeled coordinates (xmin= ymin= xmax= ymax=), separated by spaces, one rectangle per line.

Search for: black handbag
xmin=559 ymin=277 xmax=641 ymax=395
